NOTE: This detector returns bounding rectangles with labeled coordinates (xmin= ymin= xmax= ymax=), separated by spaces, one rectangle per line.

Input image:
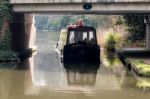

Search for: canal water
xmin=0 ymin=30 xmax=150 ymax=99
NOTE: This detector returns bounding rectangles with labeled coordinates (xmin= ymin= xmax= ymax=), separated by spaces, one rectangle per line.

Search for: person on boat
xmin=76 ymin=18 xmax=84 ymax=27
xmin=67 ymin=18 xmax=84 ymax=28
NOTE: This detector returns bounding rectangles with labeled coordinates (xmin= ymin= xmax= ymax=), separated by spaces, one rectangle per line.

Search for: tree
xmin=34 ymin=16 xmax=49 ymax=30
xmin=60 ymin=16 xmax=70 ymax=28
xmin=123 ymin=15 xmax=146 ymax=42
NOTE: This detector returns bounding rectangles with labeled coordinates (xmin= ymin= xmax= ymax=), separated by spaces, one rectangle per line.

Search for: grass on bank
xmin=133 ymin=60 xmax=150 ymax=76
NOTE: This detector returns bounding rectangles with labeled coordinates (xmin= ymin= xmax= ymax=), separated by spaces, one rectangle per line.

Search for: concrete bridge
xmin=9 ymin=0 xmax=150 ymax=50
xmin=10 ymin=0 xmax=150 ymax=14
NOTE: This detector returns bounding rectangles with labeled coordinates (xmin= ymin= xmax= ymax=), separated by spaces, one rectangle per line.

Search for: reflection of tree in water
xmin=121 ymin=71 xmax=150 ymax=92
xmin=120 ymin=71 xmax=138 ymax=90
xmin=106 ymin=51 xmax=115 ymax=66
xmin=64 ymin=63 xmax=100 ymax=86
xmin=0 ymin=62 xmax=16 ymax=71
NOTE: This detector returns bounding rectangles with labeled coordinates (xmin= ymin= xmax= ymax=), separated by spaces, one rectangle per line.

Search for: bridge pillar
xmin=10 ymin=13 xmax=33 ymax=51
xmin=146 ymin=15 xmax=150 ymax=50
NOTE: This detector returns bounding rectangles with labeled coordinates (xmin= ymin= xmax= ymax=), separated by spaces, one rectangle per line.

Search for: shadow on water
xmin=16 ymin=60 xmax=30 ymax=70
xmin=15 ymin=48 xmax=36 ymax=70
xmin=0 ymin=62 xmax=16 ymax=70
xmin=64 ymin=62 xmax=100 ymax=86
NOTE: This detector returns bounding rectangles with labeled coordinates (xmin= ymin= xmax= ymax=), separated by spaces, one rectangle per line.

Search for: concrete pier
xmin=10 ymin=13 xmax=33 ymax=51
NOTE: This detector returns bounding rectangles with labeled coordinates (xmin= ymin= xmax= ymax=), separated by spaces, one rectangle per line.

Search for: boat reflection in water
xmin=64 ymin=63 xmax=100 ymax=86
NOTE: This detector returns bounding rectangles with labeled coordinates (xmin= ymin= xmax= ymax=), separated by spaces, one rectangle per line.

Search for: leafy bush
xmin=0 ymin=30 xmax=11 ymax=50
xmin=0 ymin=0 xmax=11 ymax=19
xmin=0 ymin=0 xmax=11 ymax=50
xmin=104 ymin=33 xmax=122 ymax=52
xmin=123 ymin=15 xmax=146 ymax=47
xmin=134 ymin=60 xmax=150 ymax=76
xmin=0 ymin=0 xmax=15 ymax=61
xmin=0 ymin=0 xmax=11 ymax=29
xmin=0 ymin=50 xmax=17 ymax=61
xmin=103 ymin=33 xmax=122 ymax=66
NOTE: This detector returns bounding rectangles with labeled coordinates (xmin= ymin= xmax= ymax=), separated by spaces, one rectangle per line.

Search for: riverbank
xmin=129 ymin=58 xmax=150 ymax=77
xmin=116 ymin=49 xmax=150 ymax=77
xmin=0 ymin=48 xmax=36 ymax=63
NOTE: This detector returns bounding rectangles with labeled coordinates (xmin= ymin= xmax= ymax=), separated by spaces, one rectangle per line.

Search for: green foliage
xmin=60 ymin=16 xmax=70 ymax=28
xmin=0 ymin=50 xmax=16 ymax=61
xmin=123 ymin=40 xmax=146 ymax=48
xmin=123 ymin=15 xmax=146 ymax=42
xmin=115 ymin=16 xmax=124 ymax=25
xmin=103 ymin=33 xmax=122 ymax=66
xmin=0 ymin=30 xmax=11 ymax=50
xmin=34 ymin=16 xmax=49 ymax=30
xmin=0 ymin=0 xmax=11 ymax=21
xmin=134 ymin=60 xmax=150 ymax=76
xmin=104 ymin=33 xmax=122 ymax=52
xmin=0 ymin=0 xmax=12 ymax=50
xmin=0 ymin=30 xmax=15 ymax=61
xmin=0 ymin=17 xmax=4 ymax=28
xmin=0 ymin=0 xmax=15 ymax=62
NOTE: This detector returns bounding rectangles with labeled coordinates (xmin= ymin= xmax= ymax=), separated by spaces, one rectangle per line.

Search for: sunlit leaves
xmin=134 ymin=60 xmax=150 ymax=76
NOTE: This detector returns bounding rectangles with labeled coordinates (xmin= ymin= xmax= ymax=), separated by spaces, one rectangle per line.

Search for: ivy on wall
xmin=0 ymin=0 xmax=17 ymax=62
xmin=0 ymin=0 xmax=11 ymax=18
xmin=0 ymin=0 xmax=11 ymax=50
xmin=0 ymin=30 xmax=11 ymax=50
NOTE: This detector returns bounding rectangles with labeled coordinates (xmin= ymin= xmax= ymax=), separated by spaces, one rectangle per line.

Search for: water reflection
xmin=0 ymin=29 xmax=150 ymax=99
xmin=105 ymin=51 xmax=116 ymax=65
xmin=64 ymin=63 xmax=100 ymax=86
xmin=0 ymin=61 xmax=29 ymax=99
xmin=0 ymin=53 xmax=150 ymax=99
xmin=102 ymin=48 xmax=117 ymax=66
xmin=0 ymin=62 xmax=16 ymax=70
xmin=120 ymin=71 xmax=138 ymax=90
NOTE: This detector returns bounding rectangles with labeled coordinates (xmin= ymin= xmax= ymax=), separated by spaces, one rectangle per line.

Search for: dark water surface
xmin=0 ymin=30 xmax=149 ymax=99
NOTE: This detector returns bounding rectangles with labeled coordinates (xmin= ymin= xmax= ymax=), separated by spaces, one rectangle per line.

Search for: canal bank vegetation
xmin=102 ymin=15 xmax=146 ymax=49
xmin=0 ymin=0 xmax=18 ymax=63
xmin=116 ymin=51 xmax=150 ymax=77
xmin=123 ymin=15 xmax=146 ymax=48
xmin=0 ymin=0 xmax=37 ymax=63
xmin=132 ymin=60 xmax=150 ymax=77
xmin=102 ymin=33 xmax=122 ymax=67
xmin=104 ymin=33 xmax=122 ymax=52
